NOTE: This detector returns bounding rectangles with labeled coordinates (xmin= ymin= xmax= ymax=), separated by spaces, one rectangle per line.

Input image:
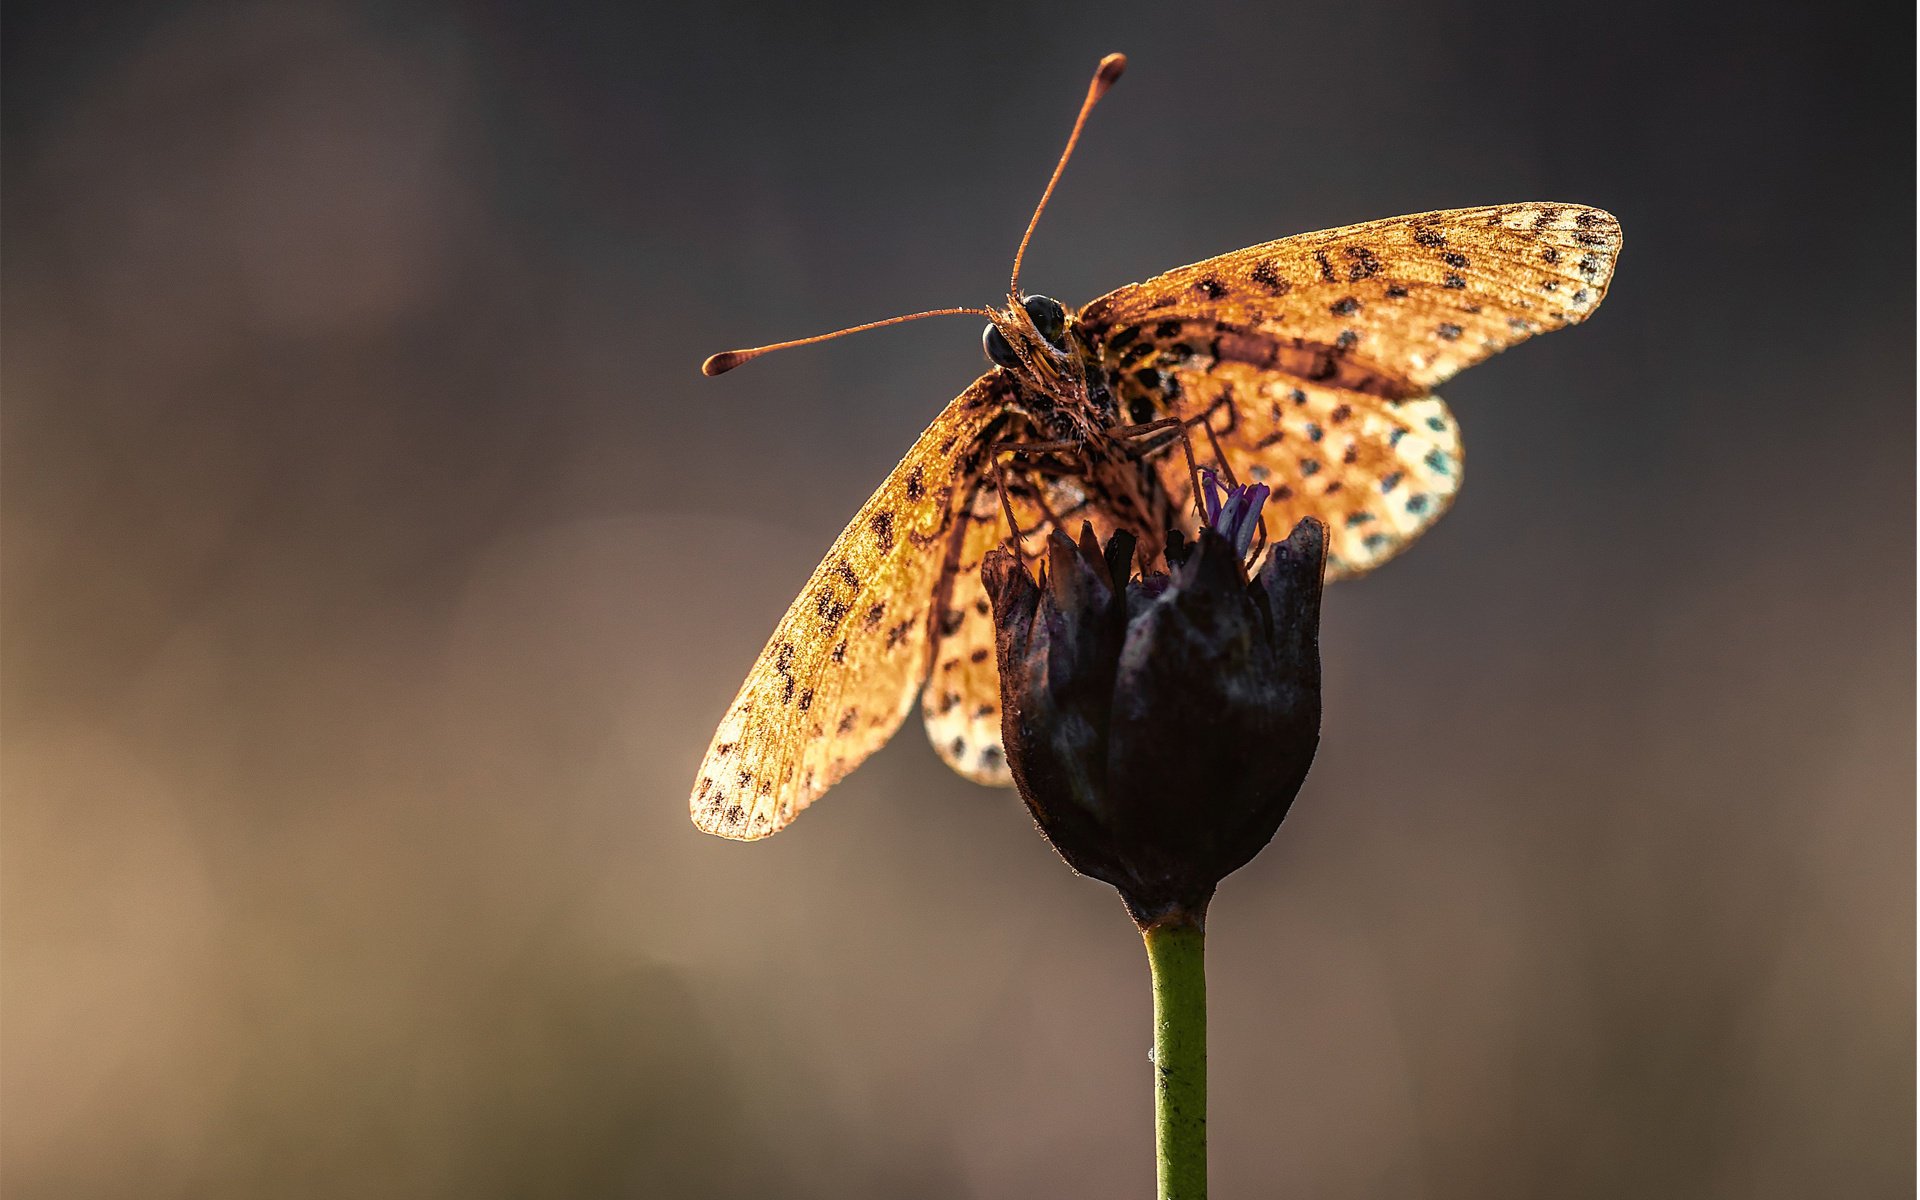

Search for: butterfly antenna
xmin=1008 ymin=52 xmax=1126 ymax=298
xmin=702 ymin=306 xmax=997 ymax=376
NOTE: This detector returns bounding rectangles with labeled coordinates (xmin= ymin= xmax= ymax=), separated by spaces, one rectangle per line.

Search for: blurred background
xmin=4 ymin=0 xmax=1911 ymax=1196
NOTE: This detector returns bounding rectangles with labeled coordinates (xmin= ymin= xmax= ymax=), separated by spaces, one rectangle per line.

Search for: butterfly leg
xmin=1179 ymin=406 xmax=1272 ymax=562
xmin=1117 ymin=398 xmax=1242 ymax=477
xmin=1171 ymin=410 xmax=1272 ymax=561
xmin=1194 ymin=401 xmax=1241 ymax=488
xmin=1110 ymin=418 xmax=1209 ymax=521
xmin=989 ymin=439 xmax=1083 ymax=563
xmin=1179 ymin=403 xmax=1273 ymax=560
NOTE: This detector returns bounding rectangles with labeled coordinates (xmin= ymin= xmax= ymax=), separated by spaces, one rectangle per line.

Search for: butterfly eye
xmin=983 ymin=324 xmax=1021 ymax=369
xmin=1022 ymin=295 xmax=1068 ymax=348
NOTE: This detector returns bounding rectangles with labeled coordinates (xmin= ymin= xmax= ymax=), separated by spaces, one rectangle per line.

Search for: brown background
xmin=4 ymin=0 xmax=1912 ymax=1196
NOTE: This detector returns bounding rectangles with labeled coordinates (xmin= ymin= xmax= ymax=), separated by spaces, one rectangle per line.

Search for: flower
xmin=1197 ymin=469 xmax=1269 ymax=558
xmin=981 ymin=482 xmax=1326 ymax=927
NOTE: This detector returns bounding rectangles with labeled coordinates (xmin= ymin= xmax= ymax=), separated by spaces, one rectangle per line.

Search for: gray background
xmin=5 ymin=0 xmax=1911 ymax=1196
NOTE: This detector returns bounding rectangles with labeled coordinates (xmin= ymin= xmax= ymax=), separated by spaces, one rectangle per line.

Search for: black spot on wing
xmin=1249 ymin=259 xmax=1290 ymax=294
xmin=1342 ymin=246 xmax=1381 ymax=281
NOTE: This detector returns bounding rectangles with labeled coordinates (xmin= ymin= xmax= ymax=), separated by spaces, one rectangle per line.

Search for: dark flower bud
xmin=982 ymin=492 xmax=1326 ymax=928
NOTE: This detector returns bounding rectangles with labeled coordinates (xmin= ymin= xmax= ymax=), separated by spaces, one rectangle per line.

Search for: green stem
xmin=1144 ymin=915 xmax=1207 ymax=1200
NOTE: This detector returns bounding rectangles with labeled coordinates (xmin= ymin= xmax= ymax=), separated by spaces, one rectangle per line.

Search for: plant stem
xmin=1144 ymin=915 xmax=1207 ymax=1200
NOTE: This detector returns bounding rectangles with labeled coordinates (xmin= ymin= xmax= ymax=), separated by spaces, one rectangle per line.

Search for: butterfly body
xmin=691 ymin=58 xmax=1620 ymax=840
xmin=983 ymin=295 xmax=1182 ymax=552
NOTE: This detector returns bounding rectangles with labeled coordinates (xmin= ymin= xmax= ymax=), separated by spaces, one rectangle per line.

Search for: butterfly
xmin=691 ymin=52 xmax=1620 ymax=840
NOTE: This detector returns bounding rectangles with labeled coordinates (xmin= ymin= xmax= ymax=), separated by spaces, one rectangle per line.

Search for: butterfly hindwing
xmin=1114 ymin=358 xmax=1462 ymax=578
xmin=921 ymin=483 xmax=1017 ymax=785
xmin=691 ymin=375 xmax=1010 ymax=839
xmin=922 ymin=454 xmax=1153 ymax=786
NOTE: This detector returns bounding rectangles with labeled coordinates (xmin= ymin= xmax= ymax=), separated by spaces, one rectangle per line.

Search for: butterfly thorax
xmin=982 ymin=294 xmax=1178 ymax=562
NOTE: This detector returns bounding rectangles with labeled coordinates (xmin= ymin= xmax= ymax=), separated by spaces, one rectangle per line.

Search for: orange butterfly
xmin=691 ymin=52 xmax=1620 ymax=839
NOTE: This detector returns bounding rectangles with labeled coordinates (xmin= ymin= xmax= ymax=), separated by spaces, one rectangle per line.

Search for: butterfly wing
xmin=1119 ymin=363 xmax=1463 ymax=578
xmin=1083 ymin=203 xmax=1621 ymax=391
xmin=922 ymin=453 xmax=1155 ymax=786
xmin=920 ymin=482 xmax=1016 ymax=785
xmin=692 ymin=375 xmax=1010 ymax=839
xmin=1080 ymin=203 xmax=1619 ymax=576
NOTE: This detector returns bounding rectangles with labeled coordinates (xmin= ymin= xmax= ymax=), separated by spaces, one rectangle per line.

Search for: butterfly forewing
xmin=691 ymin=375 xmax=1010 ymax=839
xmin=1082 ymin=203 xmax=1621 ymax=393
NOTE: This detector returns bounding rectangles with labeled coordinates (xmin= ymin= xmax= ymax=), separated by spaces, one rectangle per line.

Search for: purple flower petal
xmin=1198 ymin=469 xmax=1270 ymax=558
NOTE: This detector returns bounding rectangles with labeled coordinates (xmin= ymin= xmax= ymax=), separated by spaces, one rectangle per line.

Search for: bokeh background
xmin=4 ymin=0 xmax=1912 ymax=1196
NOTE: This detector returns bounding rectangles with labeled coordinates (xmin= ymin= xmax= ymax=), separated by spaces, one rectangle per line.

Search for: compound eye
xmin=1022 ymin=295 xmax=1068 ymax=348
xmin=983 ymin=324 xmax=1020 ymax=369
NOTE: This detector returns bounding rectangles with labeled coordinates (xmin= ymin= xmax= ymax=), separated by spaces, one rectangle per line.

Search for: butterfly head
xmin=983 ymin=294 xmax=1070 ymax=373
xmin=984 ymin=294 xmax=1114 ymax=431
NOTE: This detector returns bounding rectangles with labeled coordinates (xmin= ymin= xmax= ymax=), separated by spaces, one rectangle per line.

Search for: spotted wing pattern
xmin=921 ymin=484 xmax=1017 ymax=785
xmin=1083 ymin=203 xmax=1621 ymax=393
xmin=1080 ymin=203 xmax=1618 ymax=576
xmin=691 ymin=375 xmax=1010 ymax=839
xmin=1116 ymin=360 xmax=1461 ymax=578
xmin=921 ymin=451 xmax=1157 ymax=786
